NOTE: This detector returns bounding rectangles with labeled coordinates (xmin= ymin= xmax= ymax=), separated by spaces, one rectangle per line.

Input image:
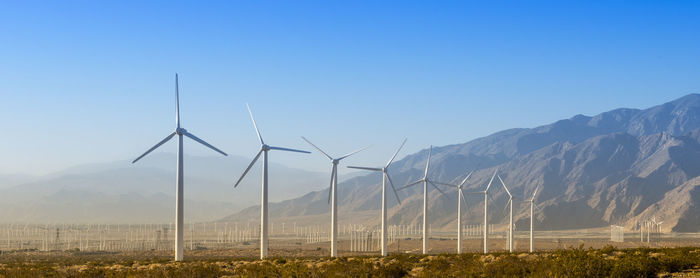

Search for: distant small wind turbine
xmin=301 ymin=136 xmax=369 ymax=257
xmin=398 ymin=146 xmax=449 ymax=255
xmin=234 ymin=104 xmax=310 ymax=259
xmin=132 ymin=74 xmax=228 ymax=261
xmin=347 ymin=138 xmax=407 ymax=256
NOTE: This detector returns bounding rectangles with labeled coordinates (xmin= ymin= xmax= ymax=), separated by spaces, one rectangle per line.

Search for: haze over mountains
xmin=0 ymin=153 xmax=327 ymax=223
xmin=223 ymin=94 xmax=700 ymax=233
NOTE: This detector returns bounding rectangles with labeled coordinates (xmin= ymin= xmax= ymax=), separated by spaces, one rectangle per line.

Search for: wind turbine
xmin=498 ymin=175 xmax=517 ymax=252
xmin=397 ymin=146 xmax=449 ymax=255
xmin=234 ymin=104 xmax=310 ymax=259
xmin=132 ymin=73 xmax=228 ymax=261
xmin=435 ymin=170 xmax=474 ymax=254
xmin=470 ymin=169 xmax=498 ymax=254
xmin=528 ymin=186 xmax=539 ymax=252
xmin=347 ymin=138 xmax=407 ymax=256
xmin=301 ymin=136 xmax=369 ymax=257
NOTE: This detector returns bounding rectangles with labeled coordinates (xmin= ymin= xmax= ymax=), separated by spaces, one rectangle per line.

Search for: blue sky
xmin=1 ymin=1 xmax=699 ymax=175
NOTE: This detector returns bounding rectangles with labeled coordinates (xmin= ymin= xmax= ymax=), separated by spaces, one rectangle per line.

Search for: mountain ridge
xmin=222 ymin=93 xmax=700 ymax=232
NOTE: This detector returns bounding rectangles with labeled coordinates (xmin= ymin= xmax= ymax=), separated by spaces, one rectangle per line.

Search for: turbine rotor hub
xmin=176 ymin=128 xmax=186 ymax=135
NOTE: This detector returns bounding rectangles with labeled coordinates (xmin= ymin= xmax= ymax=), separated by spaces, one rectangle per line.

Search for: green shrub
xmin=610 ymin=253 xmax=659 ymax=278
xmin=484 ymin=254 xmax=534 ymax=277
xmin=548 ymin=245 xmax=611 ymax=277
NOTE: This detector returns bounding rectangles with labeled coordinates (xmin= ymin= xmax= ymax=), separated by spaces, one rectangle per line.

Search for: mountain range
xmin=223 ymin=94 xmax=700 ymax=233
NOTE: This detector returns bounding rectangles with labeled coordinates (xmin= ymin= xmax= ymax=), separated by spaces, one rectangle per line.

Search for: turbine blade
xmin=328 ymin=165 xmax=336 ymax=204
xmin=488 ymin=192 xmax=497 ymax=204
xmin=502 ymin=198 xmax=511 ymax=217
xmin=386 ymin=138 xmax=407 ymax=167
xmin=183 ymin=131 xmax=227 ymax=156
xmin=424 ymin=146 xmax=432 ymax=178
xmin=459 ymin=171 xmax=474 ymax=187
xmin=385 ymin=173 xmax=402 ymax=205
xmin=338 ymin=145 xmax=370 ymax=161
xmin=246 ymin=103 xmax=264 ymax=145
xmin=300 ymin=136 xmax=332 ymax=160
xmin=234 ymin=149 xmax=263 ymax=187
xmin=346 ymin=166 xmax=382 ymax=171
xmin=175 ymin=73 xmax=180 ymax=128
xmin=433 ymin=181 xmax=458 ymax=188
xmin=268 ymin=146 xmax=311 ymax=154
xmin=132 ymin=132 xmax=176 ymax=163
xmin=429 ymin=181 xmax=448 ymax=197
xmin=398 ymin=179 xmax=422 ymax=191
xmin=531 ymin=186 xmax=540 ymax=201
xmin=484 ymin=168 xmax=498 ymax=192
xmin=498 ymin=175 xmax=512 ymax=197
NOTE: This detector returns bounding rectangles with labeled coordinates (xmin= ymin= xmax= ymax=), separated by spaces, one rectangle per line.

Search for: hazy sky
xmin=1 ymin=1 xmax=699 ymax=175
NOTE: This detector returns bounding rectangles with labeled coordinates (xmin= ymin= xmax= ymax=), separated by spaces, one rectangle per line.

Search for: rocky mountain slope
xmin=222 ymin=94 xmax=700 ymax=232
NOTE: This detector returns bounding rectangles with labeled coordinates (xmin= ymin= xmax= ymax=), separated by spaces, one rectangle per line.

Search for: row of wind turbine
xmin=132 ymin=74 xmax=542 ymax=261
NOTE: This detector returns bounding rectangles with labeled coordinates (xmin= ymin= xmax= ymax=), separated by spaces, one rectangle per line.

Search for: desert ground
xmin=2 ymin=223 xmax=700 ymax=277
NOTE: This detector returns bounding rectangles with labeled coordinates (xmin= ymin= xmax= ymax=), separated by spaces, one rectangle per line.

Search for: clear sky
xmin=1 ymin=1 xmax=699 ymax=175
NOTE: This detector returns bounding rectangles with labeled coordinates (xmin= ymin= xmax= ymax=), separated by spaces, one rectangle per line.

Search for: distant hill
xmin=222 ymin=94 xmax=700 ymax=233
xmin=0 ymin=153 xmax=326 ymax=223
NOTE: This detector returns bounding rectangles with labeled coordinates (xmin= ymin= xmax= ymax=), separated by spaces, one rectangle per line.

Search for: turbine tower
xmin=132 ymin=74 xmax=228 ymax=261
xmin=436 ymin=170 xmax=474 ymax=254
xmin=528 ymin=186 xmax=539 ymax=252
xmin=347 ymin=138 xmax=407 ymax=256
xmin=301 ymin=136 xmax=368 ymax=257
xmin=498 ymin=175 xmax=516 ymax=252
xmin=398 ymin=146 xmax=448 ymax=255
xmin=234 ymin=104 xmax=310 ymax=259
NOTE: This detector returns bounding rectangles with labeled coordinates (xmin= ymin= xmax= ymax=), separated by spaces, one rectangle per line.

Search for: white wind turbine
xmin=497 ymin=175 xmax=517 ymax=252
xmin=472 ymin=169 xmax=498 ymax=254
xmin=435 ymin=170 xmax=474 ymax=254
xmin=527 ymin=186 xmax=539 ymax=252
xmin=132 ymin=74 xmax=228 ymax=261
xmin=397 ymin=146 xmax=449 ymax=255
xmin=234 ymin=104 xmax=310 ymax=259
xmin=300 ymin=136 xmax=369 ymax=257
xmin=347 ymin=138 xmax=407 ymax=256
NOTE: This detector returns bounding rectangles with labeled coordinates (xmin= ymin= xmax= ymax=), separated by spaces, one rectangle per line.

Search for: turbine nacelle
xmin=175 ymin=128 xmax=187 ymax=135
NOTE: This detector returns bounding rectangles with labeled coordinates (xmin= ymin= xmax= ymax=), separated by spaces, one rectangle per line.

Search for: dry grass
xmin=1 ymin=246 xmax=699 ymax=277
